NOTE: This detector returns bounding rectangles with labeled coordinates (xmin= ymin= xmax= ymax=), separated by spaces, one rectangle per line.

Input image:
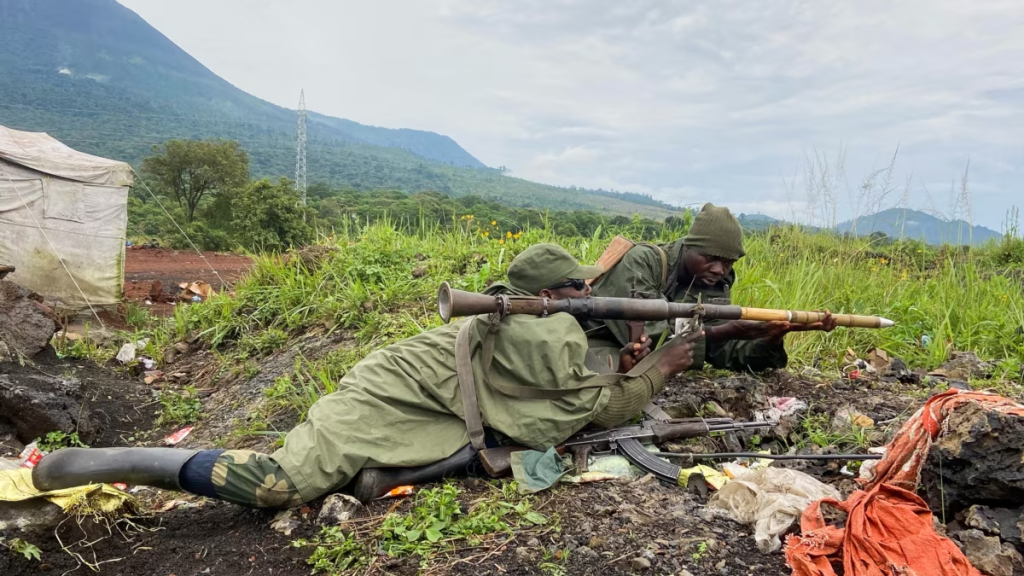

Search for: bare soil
xmin=122 ymin=247 xmax=253 ymax=316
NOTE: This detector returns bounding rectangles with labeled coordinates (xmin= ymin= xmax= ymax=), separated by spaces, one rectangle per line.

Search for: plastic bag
xmin=707 ymin=467 xmax=841 ymax=553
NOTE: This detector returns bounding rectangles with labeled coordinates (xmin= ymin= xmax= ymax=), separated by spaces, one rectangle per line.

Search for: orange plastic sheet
xmin=785 ymin=389 xmax=1024 ymax=576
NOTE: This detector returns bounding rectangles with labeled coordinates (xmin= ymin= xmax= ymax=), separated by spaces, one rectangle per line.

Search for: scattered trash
xmin=164 ymin=426 xmax=193 ymax=446
xmin=270 ymin=509 xmax=300 ymax=536
xmin=112 ymin=483 xmax=128 ymax=491
xmin=680 ymin=465 xmax=729 ymax=490
xmin=708 ymin=467 xmax=841 ymax=553
xmin=383 ymin=486 xmax=414 ymax=498
xmin=755 ymin=396 xmax=807 ymax=421
xmin=921 ymin=334 xmax=933 ymax=347
xmin=866 ymin=348 xmax=891 ymax=372
xmin=140 ymin=357 xmax=156 ymax=370
xmin=179 ymin=281 xmax=216 ymax=302
xmin=18 ymin=442 xmax=44 ymax=469
xmin=144 ymin=370 xmax=163 ymax=384
xmin=839 ymin=465 xmax=854 ymax=477
xmin=156 ymin=499 xmax=188 ymax=512
xmin=115 ymin=343 xmax=137 ymax=364
xmin=832 ymin=406 xmax=874 ymax=431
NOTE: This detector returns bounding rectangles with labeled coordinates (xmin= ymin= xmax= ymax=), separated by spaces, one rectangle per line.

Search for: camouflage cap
xmin=682 ymin=203 xmax=746 ymax=260
xmin=507 ymin=243 xmax=603 ymax=295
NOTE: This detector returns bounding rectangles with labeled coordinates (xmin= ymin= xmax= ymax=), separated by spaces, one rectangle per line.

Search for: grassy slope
xmin=128 ymin=223 xmax=1023 ymax=418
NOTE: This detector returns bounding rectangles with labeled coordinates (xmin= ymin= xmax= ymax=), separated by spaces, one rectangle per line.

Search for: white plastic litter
xmin=707 ymin=467 xmax=841 ymax=553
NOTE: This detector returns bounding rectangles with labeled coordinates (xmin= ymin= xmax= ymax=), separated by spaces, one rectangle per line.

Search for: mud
xmin=0 ymin=349 xmax=155 ymax=456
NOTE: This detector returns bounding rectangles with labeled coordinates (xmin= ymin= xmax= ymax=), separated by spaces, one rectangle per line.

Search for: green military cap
xmin=507 ymin=243 xmax=604 ymax=295
xmin=682 ymin=203 xmax=746 ymax=260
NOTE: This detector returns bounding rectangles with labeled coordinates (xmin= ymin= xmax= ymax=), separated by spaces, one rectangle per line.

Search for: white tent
xmin=0 ymin=125 xmax=133 ymax=309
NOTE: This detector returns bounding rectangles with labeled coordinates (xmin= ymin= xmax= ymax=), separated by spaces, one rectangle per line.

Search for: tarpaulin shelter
xmin=0 ymin=125 xmax=133 ymax=309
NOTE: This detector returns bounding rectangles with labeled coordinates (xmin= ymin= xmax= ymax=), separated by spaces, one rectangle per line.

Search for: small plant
xmin=157 ymin=385 xmax=202 ymax=426
xmin=292 ymin=526 xmax=367 ymax=575
xmin=124 ymin=302 xmax=151 ymax=329
xmin=35 ymin=430 xmax=88 ymax=452
xmin=1 ymin=537 xmax=41 ymax=561
xmin=692 ymin=540 xmax=708 ymax=563
xmin=540 ymin=546 xmax=570 ymax=576
xmin=236 ymin=328 xmax=289 ymax=360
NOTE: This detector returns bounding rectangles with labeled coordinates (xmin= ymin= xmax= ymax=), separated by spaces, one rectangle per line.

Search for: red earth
xmin=122 ymin=247 xmax=253 ymax=316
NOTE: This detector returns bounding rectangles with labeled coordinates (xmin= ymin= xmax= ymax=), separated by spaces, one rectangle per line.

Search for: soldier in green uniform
xmin=32 ymin=244 xmax=697 ymax=507
xmin=584 ymin=203 xmax=837 ymax=373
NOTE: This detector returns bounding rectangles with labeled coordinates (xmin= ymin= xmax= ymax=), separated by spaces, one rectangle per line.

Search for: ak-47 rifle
xmin=478 ymin=417 xmax=777 ymax=484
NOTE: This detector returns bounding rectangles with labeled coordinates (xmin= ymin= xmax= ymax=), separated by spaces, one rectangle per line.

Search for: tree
xmin=231 ymin=178 xmax=313 ymax=252
xmin=141 ymin=139 xmax=249 ymax=222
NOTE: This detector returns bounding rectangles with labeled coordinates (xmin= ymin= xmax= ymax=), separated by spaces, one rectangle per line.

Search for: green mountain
xmin=0 ymin=0 xmax=678 ymax=218
xmin=836 ymin=209 xmax=1002 ymax=245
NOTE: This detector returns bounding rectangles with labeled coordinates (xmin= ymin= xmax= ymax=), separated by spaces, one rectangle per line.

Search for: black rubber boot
xmin=32 ymin=447 xmax=200 ymax=492
xmin=351 ymin=444 xmax=478 ymax=504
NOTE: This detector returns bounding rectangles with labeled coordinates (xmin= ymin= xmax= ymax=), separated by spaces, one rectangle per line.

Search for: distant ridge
xmin=0 ymin=0 xmax=678 ymax=217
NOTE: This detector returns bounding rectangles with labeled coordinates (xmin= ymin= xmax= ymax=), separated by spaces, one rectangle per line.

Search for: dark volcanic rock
xmin=921 ymin=402 xmax=1024 ymax=516
xmin=0 ymin=499 xmax=66 ymax=536
xmin=0 ymin=372 xmax=96 ymax=444
xmin=0 ymin=280 xmax=58 ymax=360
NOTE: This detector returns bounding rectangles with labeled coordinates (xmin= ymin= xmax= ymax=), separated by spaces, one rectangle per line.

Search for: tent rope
xmin=0 ymin=163 xmax=105 ymax=328
xmin=129 ymin=168 xmax=229 ymax=289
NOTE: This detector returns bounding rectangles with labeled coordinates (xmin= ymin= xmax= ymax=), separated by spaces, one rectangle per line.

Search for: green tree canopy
xmin=141 ymin=139 xmax=249 ymax=222
xmin=231 ymin=178 xmax=313 ymax=252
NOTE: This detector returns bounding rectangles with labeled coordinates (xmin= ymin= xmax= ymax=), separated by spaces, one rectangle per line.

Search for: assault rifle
xmin=478 ymin=417 xmax=778 ymax=484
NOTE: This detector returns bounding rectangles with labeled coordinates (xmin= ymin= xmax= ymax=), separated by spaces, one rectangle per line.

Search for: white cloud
xmin=118 ymin=0 xmax=1024 ymax=228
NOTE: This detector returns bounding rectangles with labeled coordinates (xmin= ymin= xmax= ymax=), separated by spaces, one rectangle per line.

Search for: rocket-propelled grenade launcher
xmin=436 ymin=282 xmax=896 ymax=329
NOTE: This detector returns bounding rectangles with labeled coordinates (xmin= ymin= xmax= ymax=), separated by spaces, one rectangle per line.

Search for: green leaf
xmin=404 ymin=529 xmax=422 ymax=542
xmin=523 ymin=511 xmax=548 ymax=525
xmin=425 ymin=528 xmax=443 ymax=543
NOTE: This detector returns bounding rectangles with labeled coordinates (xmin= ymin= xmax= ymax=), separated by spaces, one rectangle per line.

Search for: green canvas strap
xmin=637 ymin=243 xmax=669 ymax=288
xmin=455 ymin=319 xmax=487 ymax=451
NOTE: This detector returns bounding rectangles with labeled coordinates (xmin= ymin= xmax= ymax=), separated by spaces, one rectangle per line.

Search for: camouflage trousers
xmin=209 ymin=450 xmax=304 ymax=509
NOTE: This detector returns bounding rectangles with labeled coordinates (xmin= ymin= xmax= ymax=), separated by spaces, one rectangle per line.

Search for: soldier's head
xmin=678 ymin=203 xmax=745 ymax=287
xmin=507 ymin=243 xmax=602 ymax=299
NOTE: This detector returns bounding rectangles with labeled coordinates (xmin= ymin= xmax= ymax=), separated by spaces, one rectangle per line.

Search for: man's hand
xmin=765 ymin=310 xmax=838 ymax=344
xmin=654 ymin=332 xmax=701 ymax=377
xmin=618 ymin=333 xmax=653 ymax=373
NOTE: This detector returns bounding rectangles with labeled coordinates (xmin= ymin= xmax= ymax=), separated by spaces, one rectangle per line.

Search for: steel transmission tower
xmin=294 ymin=89 xmax=307 ymax=206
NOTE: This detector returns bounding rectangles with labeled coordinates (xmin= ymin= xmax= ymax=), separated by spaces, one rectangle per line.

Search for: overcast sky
xmin=119 ymin=0 xmax=1024 ymax=230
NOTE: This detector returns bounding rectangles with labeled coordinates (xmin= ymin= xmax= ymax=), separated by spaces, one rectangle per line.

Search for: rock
xmin=588 ymin=535 xmax=607 ymax=549
xmin=527 ymin=537 xmax=540 ymax=548
xmin=886 ymin=357 xmax=919 ymax=384
xmin=832 ymin=406 xmax=874 ymax=431
xmin=270 ymin=509 xmax=300 ymax=536
xmin=0 ymin=499 xmax=66 ymax=535
xmin=956 ymin=529 xmax=1022 ymax=576
xmin=411 ymin=265 xmax=428 ymax=279
xmin=576 ymin=546 xmax=598 ymax=560
xmin=630 ymin=557 xmax=651 ymax=571
xmin=962 ymin=505 xmax=1023 ymax=541
xmin=0 ymin=371 xmax=96 ymax=443
xmin=515 ymin=547 xmax=534 ymax=561
xmin=680 ymin=571 xmax=695 ymax=576
xmin=0 ymin=280 xmax=59 ymax=360
xmin=174 ymin=342 xmax=190 ymax=355
xmin=921 ymin=402 xmax=1024 ymax=514
xmin=932 ymin=351 xmax=993 ymax=381
xmin=316 ymin=493 xmax=363 ymax=525
xmin=715 ymin=559 xmax=727 ymax=570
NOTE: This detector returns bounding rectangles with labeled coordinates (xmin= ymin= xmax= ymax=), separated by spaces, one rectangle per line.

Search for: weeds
xmin=0 ymin=536 xmax=41 ymax=561
xmin=291 ymin=482 xmax=549 ymax=573
xmin=35 ymin=430 xmax=88 ymax=452
xmin=156 ymin=385 xmax=202 ymax=426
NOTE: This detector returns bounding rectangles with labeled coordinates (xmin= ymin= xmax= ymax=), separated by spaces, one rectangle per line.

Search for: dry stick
xmin=0 ymin=163 xmax=105 ymax=328
xmin=129 ymin=168 xmax=230 ymax=289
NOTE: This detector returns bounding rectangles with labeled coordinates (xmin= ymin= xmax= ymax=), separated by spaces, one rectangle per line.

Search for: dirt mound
xmin=0 ymin=349 xmax=156 ymax=456
xmin=0 ymin=280 xmax=58 ymax=361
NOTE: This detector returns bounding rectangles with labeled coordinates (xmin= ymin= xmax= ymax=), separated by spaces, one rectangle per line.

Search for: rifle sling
xmin=455 ymin=319 xmax=487 ymax=451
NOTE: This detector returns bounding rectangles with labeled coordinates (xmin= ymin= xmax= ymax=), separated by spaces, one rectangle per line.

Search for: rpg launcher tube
xmin=437 ymin=282 xmax=895 ymax=328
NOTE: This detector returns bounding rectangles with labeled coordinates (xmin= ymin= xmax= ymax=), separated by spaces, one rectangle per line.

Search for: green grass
xmin=105 ymin=216 xmax=1023 ymax=419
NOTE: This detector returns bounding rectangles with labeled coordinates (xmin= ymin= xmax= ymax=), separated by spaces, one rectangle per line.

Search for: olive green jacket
xmin=272 ymin=284 xmax=661 ymax=502
xmin=583 ymin=239 xmax=787 ymax=372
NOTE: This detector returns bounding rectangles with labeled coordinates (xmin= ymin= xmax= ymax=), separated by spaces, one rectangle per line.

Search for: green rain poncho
xmin=272 ymin=284 xmax=638 ymax=502
xmin=583 ymin=239 xmax=788 ymax=373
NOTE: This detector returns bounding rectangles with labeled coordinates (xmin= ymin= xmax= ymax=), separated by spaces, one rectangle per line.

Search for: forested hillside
xmin=0 ymin=0 xmax=678 ymax=217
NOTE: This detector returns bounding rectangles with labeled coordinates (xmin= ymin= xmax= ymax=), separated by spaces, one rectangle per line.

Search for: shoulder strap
xmin=455 ymin=319 xmax=487 ymax=450
xmin=637 ymin=243 xmax=669 ymax=288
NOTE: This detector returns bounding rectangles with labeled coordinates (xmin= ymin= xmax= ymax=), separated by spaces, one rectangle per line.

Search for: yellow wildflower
xmin=916 ymin=249 xmax=922 ymax=253
xmin=491 ymin=220 xmax=497 ymax=226
xmin=879 ymin=258 xmax=889 ymax=265
xmin=484 ymin=231 xmax=489 ymax=236
xmin=507 ymin=231 xmax=512 ymax=239
xmin=499 ymin=239 xmax=505 ymax=245
xmin=901 ymin=271 xmax=908 ymax=280
xmin=870 ymin=266 xmax=878 ymax=272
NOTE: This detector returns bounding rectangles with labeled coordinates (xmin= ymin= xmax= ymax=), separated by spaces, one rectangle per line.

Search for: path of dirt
xmin=122 ymin=247 xmax=253 ymax=317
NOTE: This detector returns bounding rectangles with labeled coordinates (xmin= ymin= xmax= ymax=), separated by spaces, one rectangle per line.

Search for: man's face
xmin=539 ymin=278 xmax=591 ymax=299
xmin=680 ymin=248 xmax=735 ymax=287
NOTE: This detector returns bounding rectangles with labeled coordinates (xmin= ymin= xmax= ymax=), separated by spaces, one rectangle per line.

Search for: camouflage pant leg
xmin=209 ymin=450 xmax=305 ymax=509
